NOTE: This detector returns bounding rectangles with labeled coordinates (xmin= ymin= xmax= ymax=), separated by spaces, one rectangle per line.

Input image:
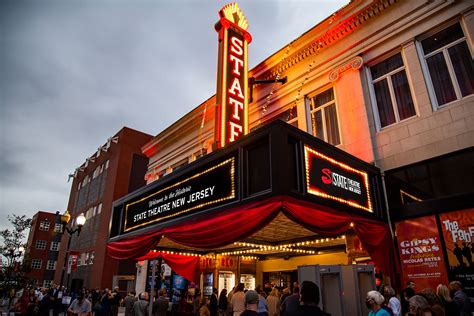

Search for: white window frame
xmin=39 ymin=221 xmax=50 ymax=231
xmin=416 ymin=20 xmax=473 ymax=110
xmin=366 ymin=51 xmax=417 ymax=130
xmin=306 ymin=86 xmax=342 ymax=146
xmin=35 ymin=240 xmax=46 ymax=250
xmin=50 ymin=241 xmax=60 ymax=251
xmin=89 ymin=251 xmax=95 ymax=265
xmin=46 ymin=260 xmax=56 ymax=270
xmin=31 ymin=259 xmax=42 ymax=269
xmin=43 ymin=280 xmax=53 ymax=288
xmin=54 ymin=223 xmax=63 ymax=233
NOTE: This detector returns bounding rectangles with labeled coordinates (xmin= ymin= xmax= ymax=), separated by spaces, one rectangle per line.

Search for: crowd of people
xmin=6 ymin=279 xmax=472 ymax=316
xmin=365 ymin=280 xmax=472 ymax=316
xmin=9 ymin=285 xmax=123 ymax=316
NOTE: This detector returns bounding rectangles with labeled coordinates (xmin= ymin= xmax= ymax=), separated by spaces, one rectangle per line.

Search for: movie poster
xmin=439 ymin=209 xmax=474 ymax=300
xmin=396 ymin=215 xmax=449 ymax=290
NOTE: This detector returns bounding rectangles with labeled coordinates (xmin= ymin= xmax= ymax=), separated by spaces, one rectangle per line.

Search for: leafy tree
xmin=0 ymin=215 xmax=32 ymax=297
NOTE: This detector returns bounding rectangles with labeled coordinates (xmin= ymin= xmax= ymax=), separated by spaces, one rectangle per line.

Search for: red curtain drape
xmin=136 ymin=252 xmax=200 ymax=284
xmin=281 ymin=197 xmax=400 ymax=288
xmin=107 ymin=196 xmax=398 ymax=285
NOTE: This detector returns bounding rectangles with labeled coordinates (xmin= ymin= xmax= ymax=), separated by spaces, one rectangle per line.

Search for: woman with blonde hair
xmin=265 ymin=288 xmax=280 ymax=316
xmin=436 ymin=284 xmax=459 ymax=316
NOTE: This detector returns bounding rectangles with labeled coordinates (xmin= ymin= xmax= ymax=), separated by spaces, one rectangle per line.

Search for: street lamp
xmin=57 ymin=210 xmax=86 ymax=289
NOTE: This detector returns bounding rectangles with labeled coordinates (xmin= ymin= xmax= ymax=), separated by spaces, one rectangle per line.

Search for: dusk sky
xmin=0 ymin=0 xmax=348 ymax=231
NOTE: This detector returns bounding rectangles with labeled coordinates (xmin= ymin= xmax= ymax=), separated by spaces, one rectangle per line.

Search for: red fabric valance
xmin=107 ymin=196 xmax=399 ymax=285
xmin=136 ymin=252 xmax=200 ymax=284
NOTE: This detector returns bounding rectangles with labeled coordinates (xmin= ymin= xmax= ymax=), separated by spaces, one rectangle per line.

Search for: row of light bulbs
xmin=233 ymin=235 xmax=346 ymax=250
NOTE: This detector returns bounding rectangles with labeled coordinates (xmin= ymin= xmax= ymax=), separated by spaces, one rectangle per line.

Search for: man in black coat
xmin=209 ymin=288 xmax=218 ymax=316
xmin=285 ymin=281 xmax=330 ymax=316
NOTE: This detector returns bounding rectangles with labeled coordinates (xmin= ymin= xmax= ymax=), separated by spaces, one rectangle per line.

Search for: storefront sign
xmin=67 ymin=253 xmax=79 ymax=274
xmin=304 ymin=145 xmax=372 ymax=212
xmin=439 ymin=209 xmax=474 ymax=299
xmin=217 ymin=256 xmax=237 ymax=269
xmin=124 ymin=157 xmax=236 ymax=232
xmin=200 ymin=257 xmax=216 ymax=270
xmin=215 ymin=3 xmax=251 ymax=148
xmin=395 ymin=216 xmax=448 ymax=290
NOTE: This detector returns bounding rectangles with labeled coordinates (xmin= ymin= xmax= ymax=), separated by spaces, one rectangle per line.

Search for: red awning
xmin=107 ymin=195 xmax=399 ymax=286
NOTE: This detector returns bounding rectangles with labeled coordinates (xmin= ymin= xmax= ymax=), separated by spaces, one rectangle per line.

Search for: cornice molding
xmin=261 ymin=0 xmax=397 ymax=80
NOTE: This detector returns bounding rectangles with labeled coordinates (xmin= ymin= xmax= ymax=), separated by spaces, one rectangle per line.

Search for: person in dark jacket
xmin=217 ymin=289 xmax=227 ymax=316
xmin=152 ymin=289 xmax=169 ymax=316
xmin=285 ymin=281 xmax=330 ymax=316
xmin=209 ymin=288 xmax=218 ymax=316
xmin=124 ymin=291 xmax=137 ymax=316
xmin=449 ymin=281 xmax=471 ymax=316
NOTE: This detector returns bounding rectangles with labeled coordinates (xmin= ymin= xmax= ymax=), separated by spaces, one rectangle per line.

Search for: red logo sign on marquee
xmin=215 ymin=3 xmax=252 ymax=148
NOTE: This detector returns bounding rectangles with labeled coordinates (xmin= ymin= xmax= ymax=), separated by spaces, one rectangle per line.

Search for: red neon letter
xmin=230 ymin=36 xmax=243 ymax=56
xmin=229 ymin=54 xmax=243 ymax=76
xmin=229 ymin=97 xmax=243 ymax=120
xmin=228 ymin=77 xmax=244 ymax=98
xmin=229 ymin=122 xmax=243 ymax=142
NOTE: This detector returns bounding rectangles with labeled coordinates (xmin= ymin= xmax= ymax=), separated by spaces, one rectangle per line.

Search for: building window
xmin=54 ymin=223 xmax=63 ymax=233
xmin=308 ymin=87 xmax=341 ymax=146
xmin=192 ymin=149 xmax=208 ymax=161
xmin=35 ymin=240 xmax=46 ymax=250
xmin=269 ymin=107 xmax=298 ymax=127
xmin=419 ymin=22 xmax=474 ymax=107
xmin=105 ymin=160 xmax=110 ymax=170
xmin=43 ymin=280 xmax=53 ymax=288
xmin=92 ymin=166 xmax=100 ymax=179
xmin=31 ymin=259 xmax=42 ymax=269
xmin=84 ymin=253 xmax=90 ymax=265
xmin=39 ymin=221 xmax=50 ymax=231
xmin=50 ymin=242 xmax=60 ymax=251
xmin=86 ymin=207 xmax=92 ymax=220
xmin=46 ymin=260 xmax=56 ymax=270
xmin=369 ymin=52 xmax=416 ymax=128
xmin=171 ymin=158 xmax=189 ymax=172
xmin=97 ymin=203 xmax=102 ymax=215
xmin=370 ymin=53 xmax=416 ymax=128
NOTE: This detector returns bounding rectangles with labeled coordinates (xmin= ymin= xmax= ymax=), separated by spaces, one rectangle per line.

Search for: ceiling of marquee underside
xmin=153 ymin=212 xmax=349 ymax=258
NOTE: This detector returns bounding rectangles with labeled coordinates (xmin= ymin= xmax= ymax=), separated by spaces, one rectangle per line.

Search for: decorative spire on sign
xmin=219 ymin=3 xmax=249 ymax=30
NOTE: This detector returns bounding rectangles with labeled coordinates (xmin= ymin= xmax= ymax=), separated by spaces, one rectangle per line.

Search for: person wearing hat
xmin=286 ymin=281 xmax=329 ymax=316
xmin=67 ymin=292 xmax=92 ymax=316
xmin=240 ymin=290 xmax=259 ymax=316
xmin=366 ymin=291 xmax=390 ymax=316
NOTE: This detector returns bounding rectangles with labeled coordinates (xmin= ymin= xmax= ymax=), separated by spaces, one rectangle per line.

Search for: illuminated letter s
xmin=321 ymin=168 xmax=332 ymax=184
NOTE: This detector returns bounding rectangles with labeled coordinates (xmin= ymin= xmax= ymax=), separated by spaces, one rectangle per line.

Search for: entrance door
xmin=218 ymin=272 xmax=235 ymax=293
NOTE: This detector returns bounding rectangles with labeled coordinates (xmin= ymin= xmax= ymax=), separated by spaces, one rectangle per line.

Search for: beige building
xmin=127 ymin=0 xmax=473 ymax=301
xmin=144 ymin=0 xmax=473 ymax=180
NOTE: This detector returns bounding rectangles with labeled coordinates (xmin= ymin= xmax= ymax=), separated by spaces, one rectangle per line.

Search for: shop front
xmin=107 ymin=121 xmax=398 ymax=302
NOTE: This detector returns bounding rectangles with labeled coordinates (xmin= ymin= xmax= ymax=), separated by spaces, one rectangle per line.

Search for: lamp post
xmin=57 ymin=210 xmax=86 ymax=290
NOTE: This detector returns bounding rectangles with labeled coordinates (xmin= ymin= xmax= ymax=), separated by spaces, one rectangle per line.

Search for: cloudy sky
xmin=0 ymin=0 xmax=348 ymax=231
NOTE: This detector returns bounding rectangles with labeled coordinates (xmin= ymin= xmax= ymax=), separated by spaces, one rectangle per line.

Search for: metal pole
xmin=149 ymin=260 xmax=157 ymax=316
xmin=60 ymin=233 xmax=73 ymax=288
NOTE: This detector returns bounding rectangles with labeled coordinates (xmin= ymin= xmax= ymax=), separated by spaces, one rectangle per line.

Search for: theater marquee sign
xmin=124 ymin=157 xmax=237 ymax=233
xmin=304 ymin=145 xmax=373 ymax=212
xmin=215 ymin=3 xmax=251 ymax=148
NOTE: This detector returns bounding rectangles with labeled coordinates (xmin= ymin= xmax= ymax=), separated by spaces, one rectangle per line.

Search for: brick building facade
xmin=53 ymin=127 xmax=152 ymax=291
xmin=24 ymin=211 xmax=63 ymax=287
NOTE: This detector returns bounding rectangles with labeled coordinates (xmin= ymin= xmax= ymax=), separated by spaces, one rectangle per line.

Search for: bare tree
xmin=0 ymin=215 xmax=32 ymax=300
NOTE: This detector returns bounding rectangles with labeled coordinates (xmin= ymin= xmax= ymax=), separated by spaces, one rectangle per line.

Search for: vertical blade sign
xmin=215 ymin=3 xmax=252 ymax=148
